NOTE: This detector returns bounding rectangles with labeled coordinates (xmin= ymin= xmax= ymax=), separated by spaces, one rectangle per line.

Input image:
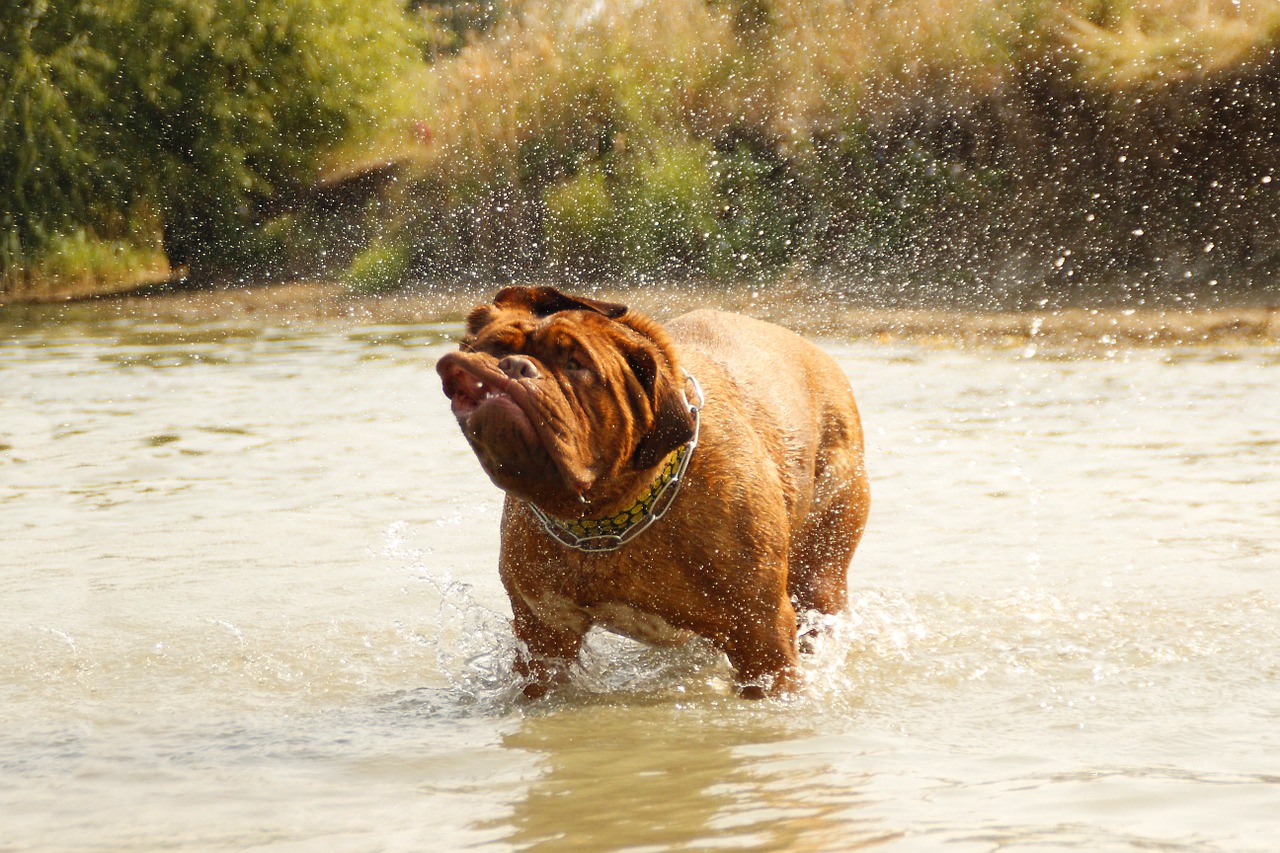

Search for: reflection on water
xmin=494 ymin=705 xmax=888 ymax=851
xmin=2 ymin=299 xmax=1278 ymax=851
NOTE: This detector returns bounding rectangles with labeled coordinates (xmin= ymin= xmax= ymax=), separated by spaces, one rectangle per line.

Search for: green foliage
xmin=8 ymin=0 xmax=1277 ymax=295
xmin=342 ymin=238 xmax=413 ymax=294
xmin=384 ymin=0 xmax=1279 ymax=292
xmin=711 ymin=142 xmax=802 ymax=277
xmin=531 ymin=126 xmax=1002 ymax=282
xmin=413 ymin=0 xmax=507 ymax=57
xmin=614 ymin=139 xmax=721 ymax=277
xmin=542 ymin=137 xmax=724 ymax=280
xmin=35 ymin=229 xmax=165 ymax=281
xmin=1 ymin=1 xmax=114 ymax=269
xmin=542 ymin=165 xmax=620 ymax=278
xmin=2 ymin=0 xmax=421 ymax=279
xmin=517 ymin=86 xmax=619 ymax=188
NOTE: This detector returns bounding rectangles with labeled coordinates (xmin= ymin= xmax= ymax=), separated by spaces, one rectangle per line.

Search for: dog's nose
xmin=499 ymin=355 xmax=540 ymax=380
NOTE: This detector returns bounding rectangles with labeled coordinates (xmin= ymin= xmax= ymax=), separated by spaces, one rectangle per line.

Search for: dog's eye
xmin=564 ymin=352 xmax=594 ymax=374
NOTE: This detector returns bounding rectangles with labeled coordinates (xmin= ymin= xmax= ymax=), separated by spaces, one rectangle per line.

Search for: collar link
xmin=528 ymin=370 xmax=703 ymax=553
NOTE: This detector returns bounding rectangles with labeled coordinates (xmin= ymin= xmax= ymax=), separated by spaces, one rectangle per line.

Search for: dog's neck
xmin=527 ymin=372 xmax=703 ymax=553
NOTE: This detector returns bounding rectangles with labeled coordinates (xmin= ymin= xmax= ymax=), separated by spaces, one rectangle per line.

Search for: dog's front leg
xmin=508 ymin=588 xmax=586 ymax=699
xmin=722 ymin=593 xmax=802 ymax=699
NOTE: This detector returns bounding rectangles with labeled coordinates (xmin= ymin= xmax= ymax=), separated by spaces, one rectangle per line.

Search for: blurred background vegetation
xmin=1 ymin=0 xmax=418 ymax=298
xmin=3 ymin=0 xmax=1278 ymax=305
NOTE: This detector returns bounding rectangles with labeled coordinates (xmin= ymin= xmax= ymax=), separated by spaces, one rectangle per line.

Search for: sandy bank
xmin=45 ymin=280 xmax=1280 ymax=351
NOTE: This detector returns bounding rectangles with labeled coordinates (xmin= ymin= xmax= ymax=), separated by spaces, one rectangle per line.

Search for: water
xmin=2 ymin=297 xmax=1278 ymax=851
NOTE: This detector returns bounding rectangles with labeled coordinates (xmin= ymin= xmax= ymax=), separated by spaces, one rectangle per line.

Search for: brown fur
xmin=437 ymin=286 xmax=869 ymax=697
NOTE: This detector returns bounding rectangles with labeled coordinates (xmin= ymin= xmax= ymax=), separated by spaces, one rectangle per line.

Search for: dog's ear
xmin=625 ymin=343 xmax=695 ymax=471
xmin=465 ymin=303 xmax=498 ymax=335
xmin=494 ymin=286 xmax=628 ymax=320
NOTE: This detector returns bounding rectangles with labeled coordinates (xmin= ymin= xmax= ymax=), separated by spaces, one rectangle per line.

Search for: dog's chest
xmin=526 ymin=592 xmax=694 ymax=647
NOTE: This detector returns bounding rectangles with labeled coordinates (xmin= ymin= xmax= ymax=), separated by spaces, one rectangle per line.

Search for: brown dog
xmin=436 ymin=286 xmax=869 ymax=697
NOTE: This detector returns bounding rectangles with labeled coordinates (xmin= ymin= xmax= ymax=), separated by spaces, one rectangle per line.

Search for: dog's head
xmin=437 ymin=286 xmax=696 ymax=517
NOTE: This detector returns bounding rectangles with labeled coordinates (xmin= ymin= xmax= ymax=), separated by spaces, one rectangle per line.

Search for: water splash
xmin=379 ymin=522 xmax=526 ymax=715
xmin=377 ymin=521 xmax=1280 ymax=729
xmin=381 ymin=518 xmax=953 ymax=712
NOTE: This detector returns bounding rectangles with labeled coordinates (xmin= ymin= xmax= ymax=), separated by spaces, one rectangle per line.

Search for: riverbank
xmin=12 ymin=280 xmax=1278 ymax=352
xmin=7 ymin=2 xmax=1277 ymax=302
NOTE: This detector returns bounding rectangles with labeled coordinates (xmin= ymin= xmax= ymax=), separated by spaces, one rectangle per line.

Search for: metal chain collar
xmin=528 ymin=370 xmax=704 ymax=553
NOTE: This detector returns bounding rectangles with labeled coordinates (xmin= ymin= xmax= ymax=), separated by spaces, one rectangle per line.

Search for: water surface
xmin=2 ymin=299 xmax=1278 ymax=851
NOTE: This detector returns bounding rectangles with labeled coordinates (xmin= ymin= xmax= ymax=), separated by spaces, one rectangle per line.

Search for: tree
xmin=2 ymin=0 xmax=419 ymax=279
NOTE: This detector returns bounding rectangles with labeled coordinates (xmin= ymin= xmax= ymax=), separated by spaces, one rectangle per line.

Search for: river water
xmin=2 ymin=294 xmax=1278 ymax=851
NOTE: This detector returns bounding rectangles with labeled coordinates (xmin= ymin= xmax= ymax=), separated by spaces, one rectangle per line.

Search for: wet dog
xmin=437 ymin=286 xmax=869 ymax=697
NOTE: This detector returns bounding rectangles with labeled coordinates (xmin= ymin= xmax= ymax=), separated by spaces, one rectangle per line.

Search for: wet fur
xmin=437 ymin=287 xmax=869 ymax=698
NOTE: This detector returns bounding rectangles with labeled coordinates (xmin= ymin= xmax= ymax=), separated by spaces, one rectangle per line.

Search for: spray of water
xmin=379 ymin=521 xmax=938 ymax=714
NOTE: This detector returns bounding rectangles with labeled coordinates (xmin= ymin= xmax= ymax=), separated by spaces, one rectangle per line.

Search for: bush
xmin=1 ymin=0 xmax=421 ymax=280
xmin=542 ymin=165 xmax=621 ymax=278
xmin=1 ymin=2 xmax=115 ymax=272
xmin=342 ymin=238 xmax=414 ymax=294
xmin=615 ymin=139 xmax=722 ymax=277
xmin=382 ymin=0 xmax=1280 ymax=293
xmin=711 ymin=142 xmax=803 ymax=277
xmin=541 ymin=137 xmax=724 ymax=279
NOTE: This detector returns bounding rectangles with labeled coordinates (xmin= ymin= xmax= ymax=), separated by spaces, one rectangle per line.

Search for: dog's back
xmin=667 ymin=309 xmax=869 ymax=616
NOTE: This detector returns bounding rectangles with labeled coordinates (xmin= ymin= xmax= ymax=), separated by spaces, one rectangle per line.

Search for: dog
xmin=436 ymin=286 xmax=869 ymax=698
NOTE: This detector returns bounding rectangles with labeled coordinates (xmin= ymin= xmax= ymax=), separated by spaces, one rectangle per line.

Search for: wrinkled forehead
xmin=462 ymin=305 xmax=624 ymax=354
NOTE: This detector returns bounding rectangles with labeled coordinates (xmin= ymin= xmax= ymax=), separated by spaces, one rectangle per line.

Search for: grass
xmin=405 ymin=0 xmax=1280 ymax=155
xmin=380 ymin=0 xmax=1278 ymax=295
xmin=1 ymin=230 xmax=171 ymax=304
xmin=9 ymin=0 xmax=1277 ymax=302
xmin=1064 ymin=0 xmax=1280 ymax=88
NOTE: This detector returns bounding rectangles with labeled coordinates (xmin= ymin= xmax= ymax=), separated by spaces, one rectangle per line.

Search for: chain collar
xmin=528 ymin=370 xmax=703 ymax=553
